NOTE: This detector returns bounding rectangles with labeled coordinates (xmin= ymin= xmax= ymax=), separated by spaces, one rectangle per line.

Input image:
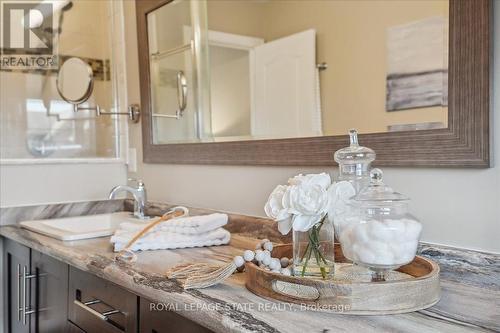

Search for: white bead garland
xmin=243 ymin=250 xmax=255 ymax=262
xmin=254 ymin=250 xmax=264 ymax=261
xmin=269 ymin=258 xmax=281 ymax=270
xmin=263 ymin=241 xmax=273 ymax=252
xmin=262 ymin=249 xmax=271 ymax=260
xmin=233 ymin=240 xmax=294 ymax=277
xmin=233 ymin=255 xmax=245 ymax=268
xmin=280 ymin=257 xmax=290 ymax=268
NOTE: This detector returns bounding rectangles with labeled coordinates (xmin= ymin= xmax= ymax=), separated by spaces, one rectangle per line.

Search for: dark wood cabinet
xmin=2 ymin=239 xmax=68 ymax=333
xmin=3 ymin=238 xmax=30 ymax=333
xmin=66 ymin=321 xmax=86 ymax=333
xmin=139 ymin=298 xmax=213 ymax=333
xmin=31 ymin=250 xmax=68 ymax=333
xmin=68 ymin=267 xmax=138 ymax=333
xmin=3 ymin=238 xmax=214 ymax=333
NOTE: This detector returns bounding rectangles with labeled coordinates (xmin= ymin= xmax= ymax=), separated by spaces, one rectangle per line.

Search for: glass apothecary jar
xmin=338 ymin=168 xmax=422 ymax=281
xmin=334 ymin=129 xmax=376 ymax=193
xmin=330 ymin=129 xmax=376 ymax=238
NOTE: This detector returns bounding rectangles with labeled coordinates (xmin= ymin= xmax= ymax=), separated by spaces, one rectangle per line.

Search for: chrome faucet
xmin=109 ymin=179 xmax=148 ymax=219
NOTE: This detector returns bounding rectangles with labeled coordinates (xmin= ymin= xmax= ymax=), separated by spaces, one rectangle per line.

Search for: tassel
xmin=166 ymin=263 xmax=222 ymax=279
xmin=166 ymin=262 xmax=238 ymax=289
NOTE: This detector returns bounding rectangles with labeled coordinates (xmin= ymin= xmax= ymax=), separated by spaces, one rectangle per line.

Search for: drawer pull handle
xmin=74 ymin=299 xmax=121 ymax=321
xmin=21 ymin=266 xmax=37 ymax=325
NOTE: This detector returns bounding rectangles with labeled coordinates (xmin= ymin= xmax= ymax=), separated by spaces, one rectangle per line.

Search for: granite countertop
xmin=1 ymin=224 xmax=498 ymax=333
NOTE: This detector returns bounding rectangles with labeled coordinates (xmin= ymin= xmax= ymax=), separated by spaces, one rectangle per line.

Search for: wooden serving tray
xmin=245 ymin=243 xmax=440 ymax=315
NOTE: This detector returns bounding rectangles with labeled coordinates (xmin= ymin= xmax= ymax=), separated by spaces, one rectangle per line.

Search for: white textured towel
xmin=110 ymin=213 xmax=230 ymax=252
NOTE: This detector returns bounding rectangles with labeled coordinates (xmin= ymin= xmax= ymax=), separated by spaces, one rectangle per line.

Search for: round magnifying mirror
xmin=56 ymin=57 xmax=94 ymax=105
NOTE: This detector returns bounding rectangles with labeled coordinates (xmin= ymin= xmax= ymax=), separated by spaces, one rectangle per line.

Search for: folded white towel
xmin=117 ymin=213 xmax=228 ymax=235
xmin=110 ymin=213 xmax=231 ymax=252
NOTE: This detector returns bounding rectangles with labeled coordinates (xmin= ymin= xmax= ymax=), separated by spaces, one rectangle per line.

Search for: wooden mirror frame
xmin=136 ymin=0 xmax=491 ymax=168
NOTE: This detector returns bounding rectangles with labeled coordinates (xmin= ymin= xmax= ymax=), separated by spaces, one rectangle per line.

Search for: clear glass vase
xmin=292 ymin=217 xmax=335 ymax=279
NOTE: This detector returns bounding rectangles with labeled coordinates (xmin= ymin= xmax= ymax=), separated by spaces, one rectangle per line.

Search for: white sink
xmin=20 ymin=212 xmax=144 ymax=241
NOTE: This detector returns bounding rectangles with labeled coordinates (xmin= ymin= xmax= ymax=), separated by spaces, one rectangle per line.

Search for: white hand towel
xmin=111 ymin=228 xmax=231 ymax=252
xmin=117 ymin=213 xmax=228 ymax=235
xmin=110 ymin=213 xmax=230 ymax=252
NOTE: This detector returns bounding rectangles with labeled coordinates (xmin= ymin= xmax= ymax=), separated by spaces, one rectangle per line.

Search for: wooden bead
xmin=280 ymin=257 xmax=290 ymax=268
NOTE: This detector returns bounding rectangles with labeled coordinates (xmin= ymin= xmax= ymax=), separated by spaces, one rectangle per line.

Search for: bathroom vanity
xmin=2 ymin=238 xmax=211 ymax=333
xmin=1 ymin=200 xmax=498 ymax=333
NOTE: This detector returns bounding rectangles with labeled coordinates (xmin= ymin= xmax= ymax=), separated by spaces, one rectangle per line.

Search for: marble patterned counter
xmin=0 ymin=200 xmax=499 ymax=332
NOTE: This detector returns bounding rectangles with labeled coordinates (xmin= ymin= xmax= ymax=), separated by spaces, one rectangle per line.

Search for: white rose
xmin=283 ymin=183 xmax=328 ymax=222
xmin=288 ymin=173 xmax=331 ymax=190
xmin=277 ymin=216 xmax=293 ymax=235
xmin=264 ymin=185 xmax=291 ymax=221
xmin=326 ymin=181 xmax=356 ymax=223
xmin=292 ymin=214 xmax=323 ymax=232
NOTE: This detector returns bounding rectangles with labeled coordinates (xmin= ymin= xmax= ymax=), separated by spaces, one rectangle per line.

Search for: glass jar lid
xmin=353 ymin=168 xmax=409 ymax=203
xmin=334 ymin=129 xmax=376 ymax=165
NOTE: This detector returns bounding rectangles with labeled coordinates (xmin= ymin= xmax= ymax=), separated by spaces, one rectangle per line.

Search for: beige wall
xmin=207 ymin=0 xmax=448 ymax=136
xmin=124 ymin=1 xmax=499 ymax=253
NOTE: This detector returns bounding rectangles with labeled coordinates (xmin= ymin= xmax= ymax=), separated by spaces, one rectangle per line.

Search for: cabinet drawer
xmin=68 ymin=267 xmax=138 ymax=333
xmin=140 ymin=298 xmax=213 ymax=333
xmin=66 ymin=320 xmax=86 ymax=333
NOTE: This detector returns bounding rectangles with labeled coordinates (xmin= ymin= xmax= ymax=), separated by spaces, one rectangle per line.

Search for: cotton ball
xmin=340 ymin=223 xmax=356 ymax=244
xmin=404 ymin=219 xmax=422 ymax=241
xmin=243 ymin=250 xmax=255 ymax=262
xmin=385 ymin=219 xmax=406 ymax=238
xmin=263 ymin=241 xmax=273 ymax=252
xmin=388 ymin=242 xmax=405 ymax=262
xmin=280 ymin=267 xmax=292 ymax=276
xmin=370 ymin=249 xmax=395 ymax=266
xmin=368 ymin=240 xmax=390 ymax=256
xmin=269 ymin=258 xmax=281 ymax=270
xmin=341 ymin=244 xmax=354 ymax=261
xmin=368 ymin=220 xmax=393 ymax=242
xmin=398 ymin=241 xmax=418 ymax=263
xmin=254 ymin=250 xmax=264 ymax=262
xmin=357 ymin=247 xmax=376 ymax=264
xmin=280 ymin=257 xmax=290 ymax=268
xmin=233 ymin=255 xmax=245 ymax=268
xmin=262 ymin=256 xmax=271 ymax=266
xmin=352 ymin=223 xmax=370 ymax=243
xmin=350 ymin=243 xmax=361 ymax=262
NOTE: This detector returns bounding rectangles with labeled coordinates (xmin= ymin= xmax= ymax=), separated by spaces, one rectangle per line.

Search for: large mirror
xmin=137 ymin=0 xmax=490 ymax=167
xmin=147 ymin=0 xmax=448 ymax=143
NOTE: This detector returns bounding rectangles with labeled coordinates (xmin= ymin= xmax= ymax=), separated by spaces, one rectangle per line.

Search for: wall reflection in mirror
xmin=0 ymin=0 xmax=119 ymax=159
xmin=148 ymin=0 xmax=449 ymax=144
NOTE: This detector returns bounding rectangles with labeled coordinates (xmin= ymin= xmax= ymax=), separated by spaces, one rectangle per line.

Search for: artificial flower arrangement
xmin=265 ymin=173 xmax=354 ymax=279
